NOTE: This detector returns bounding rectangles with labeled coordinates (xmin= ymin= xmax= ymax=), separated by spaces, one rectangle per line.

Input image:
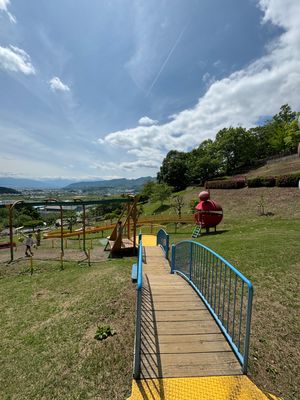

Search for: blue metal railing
xmin=133 ymin=234 xmax=143 ymax=378
xmin=156 ymin=228 xmax=169 ymax=259
xmin=171 ymin=240 xmax=253 ymax=373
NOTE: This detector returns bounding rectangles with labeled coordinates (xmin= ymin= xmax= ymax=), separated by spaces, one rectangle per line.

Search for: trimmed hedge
xmin=276 ymin=172 xmax=300 ymax=187
xmin=247 ymin=173 xmax=300 ymax=187
xmin=247 ymin=176 xmax=276 ymax=187
xmin=205 ymin=172 xmax=300 ymax=189
xmin=205 ymin=178 xmax=246 ymax=189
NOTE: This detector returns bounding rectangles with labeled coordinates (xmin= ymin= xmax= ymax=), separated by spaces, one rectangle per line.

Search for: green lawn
xmin=0 ymin=259 xmax=135 ymax=400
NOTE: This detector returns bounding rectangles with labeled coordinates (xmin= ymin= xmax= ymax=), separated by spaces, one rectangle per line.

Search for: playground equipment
xmin=105 ymin=196 xmax=138 ymax=256
xmin=0 ymin=197 xmax=137 ymax=261
xmin=193 ymin=191 xmax=223 ymax=237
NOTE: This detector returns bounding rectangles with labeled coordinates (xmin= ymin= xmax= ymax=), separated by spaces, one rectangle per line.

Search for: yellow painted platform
xmin=129 ymin=376 xmax=282 ymax=400
xmin=136 ymin=235 xmax=157 ymax=246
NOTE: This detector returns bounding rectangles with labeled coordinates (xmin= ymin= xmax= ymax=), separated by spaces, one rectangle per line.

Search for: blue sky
xmin=0 ymin=0 xmax=299 ymax=181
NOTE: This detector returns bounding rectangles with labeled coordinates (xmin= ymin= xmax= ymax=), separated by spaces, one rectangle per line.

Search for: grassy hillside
xmin=245 ymin=154 xmax=300 ymax=178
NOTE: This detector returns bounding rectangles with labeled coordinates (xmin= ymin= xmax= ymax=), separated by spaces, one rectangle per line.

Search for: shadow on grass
xmin=201 ymin=229 xmax=229 ymax=236
xmin=169 ymin=228 xmax=229 ymax=236
xmin=152 ymin=205 xmax=171 ymax=214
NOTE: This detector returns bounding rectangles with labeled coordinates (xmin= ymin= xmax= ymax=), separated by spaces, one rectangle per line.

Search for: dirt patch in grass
xmin=208 ymin=187 xmax=300 ymax=219
xmin=0 ymin=243 xmax=109 ymax=264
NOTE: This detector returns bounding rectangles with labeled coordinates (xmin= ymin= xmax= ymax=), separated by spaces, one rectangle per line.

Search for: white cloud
xmin=0 ymin=45 xmax=35 ymax=74
xmin=91 ymin=158 xmax=160 ymax=172
xmin=99 ymin=0 xmax=300 ymax=173
xmin=49 ymin=76 xmax=70 ymax=92
xmin=202 ymin=72 xmax=216 ymax=88
xmin=0 ymin=0 xmax=16 ymax=23
xmin=138 ymin=116 xmax=158 ymax=126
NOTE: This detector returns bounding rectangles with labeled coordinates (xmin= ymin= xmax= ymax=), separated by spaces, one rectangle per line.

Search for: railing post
xmin=166 ymin=233 xmax=169 ymax=260
xmin=243 ymin=283 xmax=253 ymax=373
xmin=133 ymin=239 xmax=143 ymax=379
xmin=171 ymin=244 xmax=176 ymax=274
xmin=133 ymin=287 xmax=142 ymax=378
xmin=189 ymin=242 xmax=193 ymax=280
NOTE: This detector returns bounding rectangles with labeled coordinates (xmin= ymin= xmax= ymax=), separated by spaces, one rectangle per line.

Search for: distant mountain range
xmin=64 ymin=176 xmax=155 ymax=191
xmin=0 ymin=176 xmax=155 ymax=190
xmin=0 ymin=177 xmax=76 ymax=189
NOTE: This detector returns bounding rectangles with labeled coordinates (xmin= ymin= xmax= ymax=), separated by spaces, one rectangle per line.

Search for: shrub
xmin=247 ymin=176 xmax=276 ymax=187
xmin=94 ymin=325 xmax=116 ymax=341
xmin=247 ymin=173 xmax=300 ymax=187
xmin=276 ymin=172 xmax=300 ymax=187
xmin=205 ymin=178 xmax=246 ymax=189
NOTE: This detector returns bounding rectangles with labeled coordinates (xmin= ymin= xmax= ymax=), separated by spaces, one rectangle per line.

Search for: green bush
xmin=205 ymin=178 xmax=246 ymax=189
xmin=276 ymin=172 xmax=300 ymax=187
xmin=247 ymin=173 xmax=300 ymax=187
xmin=247 ymin=176 xmax=276 ymax=187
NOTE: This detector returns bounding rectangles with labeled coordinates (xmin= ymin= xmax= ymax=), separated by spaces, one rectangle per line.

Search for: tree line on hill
xmin=157 ymin=104 xmax=300 ymax=191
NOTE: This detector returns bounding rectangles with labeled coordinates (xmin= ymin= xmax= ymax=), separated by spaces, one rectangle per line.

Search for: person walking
xmin=25 ymin=234 xmax=34 ymax=257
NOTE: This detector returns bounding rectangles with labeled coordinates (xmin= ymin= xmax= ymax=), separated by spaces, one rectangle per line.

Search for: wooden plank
xmin=143 ymin=282 xmax=190 ymax=288
xmin=141 ymin=320 xmax=221 ymax=335
xmin=142 ymin=296 xmax=204 ymax=306
xmin=142 ymin=301 xmax=207 ymax=311
xmin=141 ymin=339 xmax=232 ymax=354
xmin=141 ymin=351 xmax=240 ymax=366
xmin=141 ymin=333 xmax=225 ymax=344
xmin=141 ymin=309 xmax=211 ymax=322
xmin=140 ymin=366 xmax=242 ymax=379
xmin=140 ymin=352 xmax=241 ymax=378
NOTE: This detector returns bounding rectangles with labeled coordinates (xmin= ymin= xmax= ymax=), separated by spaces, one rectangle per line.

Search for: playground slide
xmin=43 ymin=224 xmax=115 ymax=239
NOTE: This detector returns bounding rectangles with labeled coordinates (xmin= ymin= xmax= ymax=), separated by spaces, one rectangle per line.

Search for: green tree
xmin=139 ymin=180 xmax=156 ymax=202
xmin=158 ymin=150 xmax=189 ymax=191
xmin=151 ymin=183 xmax=172 ymax=206
xmin=90 ymin=203 xmax=123 ymax=220
xmin=264 ymin=104 xmax=298 ymax=154
xmin=273 ymin=104 xmax=296 ymax=124
xmin=0 ymin=208 xmax=9 ymax=229
xmin=187 ymin=140 xmax=221 ymax=184
xmin=215 ymin=127 xmax=256 ymax=174
xmin=64 ymin=211 xmax=77 ymax=232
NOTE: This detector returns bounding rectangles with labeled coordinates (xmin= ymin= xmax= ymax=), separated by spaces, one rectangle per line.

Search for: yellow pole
xmin=65 ymin=239 xmax=68 ymax=248
xmin=52 ymin=239 xmax=54 ymax=248
xmin=90 ymin=239 xmax=93 ymax=249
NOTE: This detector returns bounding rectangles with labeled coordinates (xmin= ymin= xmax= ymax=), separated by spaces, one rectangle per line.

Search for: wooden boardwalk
xmin=140 ymin=246 xmax=242 ymax=379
